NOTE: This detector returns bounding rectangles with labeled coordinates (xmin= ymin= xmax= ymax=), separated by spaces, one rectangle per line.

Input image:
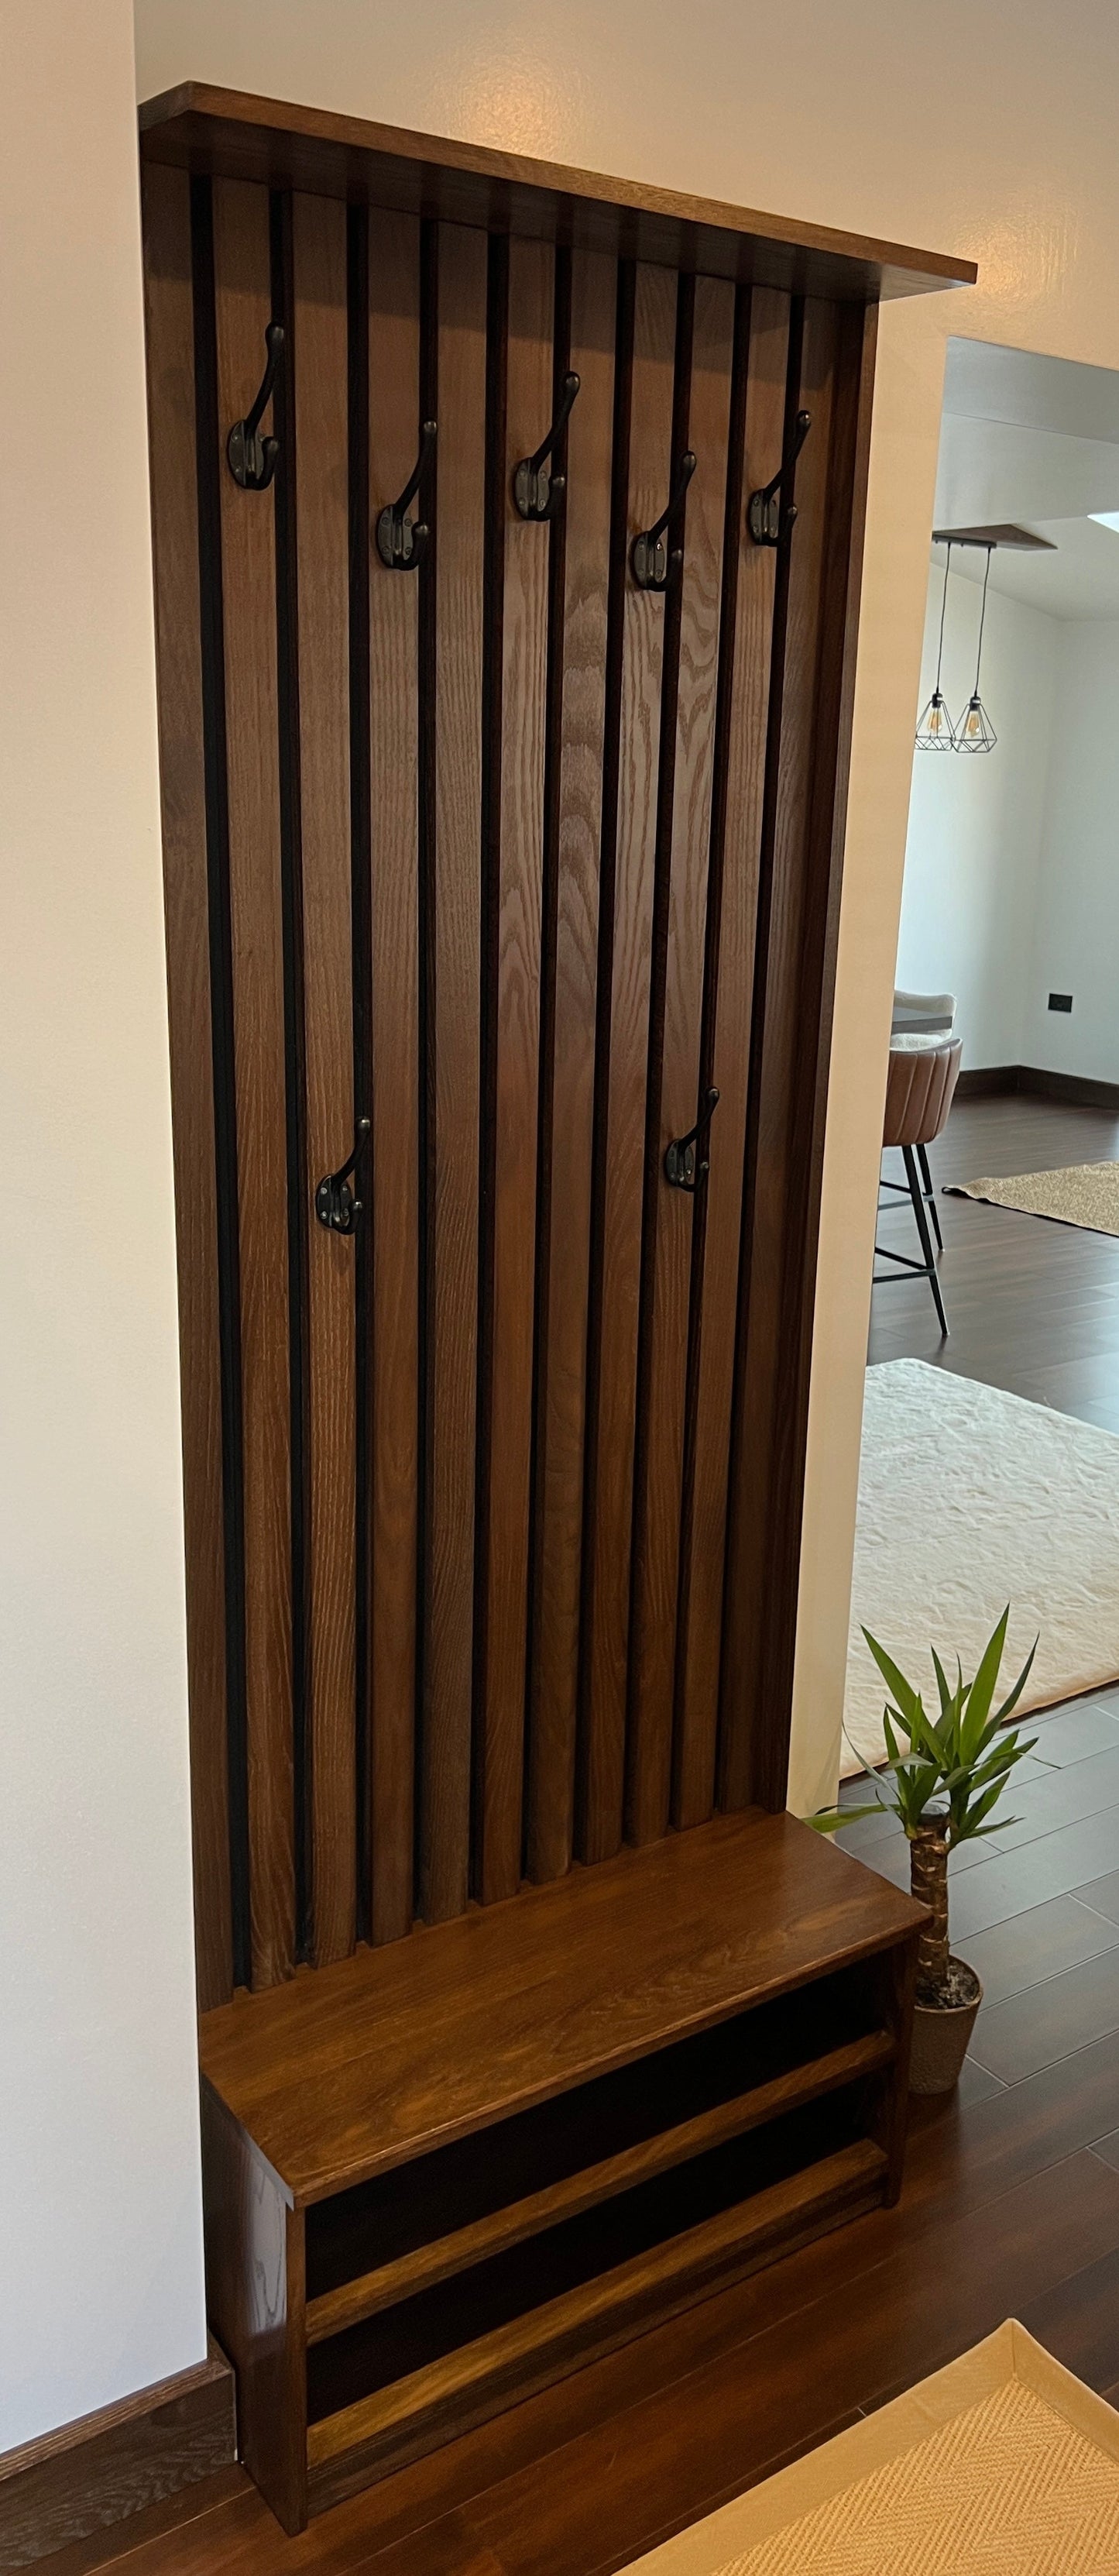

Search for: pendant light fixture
xmin=955 ymin=543 xmax=997 ymax=753
xmin=915 ymin=541 xmax=956 ymax=748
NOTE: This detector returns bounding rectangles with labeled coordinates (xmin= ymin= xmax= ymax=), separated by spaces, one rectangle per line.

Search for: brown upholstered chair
xmin=874 ymin=1036 xmax=962 ymax=1336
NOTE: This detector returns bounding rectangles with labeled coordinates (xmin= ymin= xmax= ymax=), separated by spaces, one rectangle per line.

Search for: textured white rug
xmin=843 ymin=1359 xmax=1119 ymax=1774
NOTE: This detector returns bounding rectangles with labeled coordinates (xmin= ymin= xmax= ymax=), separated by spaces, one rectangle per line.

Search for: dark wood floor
xmin=870 ymin=1092 xmax=1119 ymax=1430
xmin=64 ymin=1093 xmax=1119 ymax=2576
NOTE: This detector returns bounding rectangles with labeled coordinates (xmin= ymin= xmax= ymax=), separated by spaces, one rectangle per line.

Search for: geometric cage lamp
xmin=915 ymin=540 xmax=957 ymax=748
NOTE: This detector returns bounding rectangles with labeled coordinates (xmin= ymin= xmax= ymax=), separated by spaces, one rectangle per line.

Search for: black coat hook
xmin=226 ymin=322 xmax=285 ymax=490
xmin=664 ymin=1087 xmax=719 ymax=1191
xmin=513 ymin=371 xmax=581 ymax=521
xmin=314 ymin=1118 xmax=369 ymax=1236
xmin=631 ymin=450 xmax=697 ymax=592
xmin=376 ymin=421 xmax=438 ymax=570
xmin=747 ymin=409 xmax=812 ymax=546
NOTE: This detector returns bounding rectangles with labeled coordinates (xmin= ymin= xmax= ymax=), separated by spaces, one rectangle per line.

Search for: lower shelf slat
xmin=307 ymin=2137 xmax=887 ymax=2508
xmin=305 ymin=2030 xmax=894 ymax=2345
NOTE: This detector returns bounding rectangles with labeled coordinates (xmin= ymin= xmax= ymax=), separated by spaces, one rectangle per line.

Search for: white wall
xmin=898 ymin=566 xmax=1058 ymax=1068
xmin=1025 ymin=619 xmax=1119 ymax=1082
xmin=0 ymin=0 xmax=206 ymax=2448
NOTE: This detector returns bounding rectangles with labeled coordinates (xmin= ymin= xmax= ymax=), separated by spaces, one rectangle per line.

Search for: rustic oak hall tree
xmin=140 ymin=84 xmax=970 ymax=2532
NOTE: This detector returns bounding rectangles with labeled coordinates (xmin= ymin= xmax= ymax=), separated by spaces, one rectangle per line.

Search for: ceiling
xmin=932 ymin=340 xmax=1119 ymax=619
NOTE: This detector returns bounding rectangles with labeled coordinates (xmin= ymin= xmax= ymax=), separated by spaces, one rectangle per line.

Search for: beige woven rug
xmin=949 ymin=1159 xmax=1119 ymax=1236
xmin=843 ymin=1359 xmax=1119 ymax=1774
xmin=626 ymin=2323 xmax=1119 ymax=2575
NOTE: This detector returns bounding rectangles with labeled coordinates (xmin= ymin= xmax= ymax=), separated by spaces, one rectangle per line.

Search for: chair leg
xmin=904 ymin=1146 xmax=949 ymax=1336
xmin=917 ymin=1140 xmax=942 ymax=1251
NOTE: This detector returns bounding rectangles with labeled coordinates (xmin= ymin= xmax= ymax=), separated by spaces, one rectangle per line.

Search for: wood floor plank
xmin=970 ymin=1945 xmax=1119 ymax=2084
xmin=1019 ymin=2244 xmax=1119 ymax=2395
xmin=955 ymin=1896 xmax=1119 ymax=2007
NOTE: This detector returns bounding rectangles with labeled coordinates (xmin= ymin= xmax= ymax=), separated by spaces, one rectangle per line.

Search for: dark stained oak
xmin=139 ymin=84 xmax=976 ymax=305
xmin=367 ymin=207 xmax=424 ymax=1948
xmin=215 ymin=175 xmax=296 ymax=1988
xmin=524 ymin=248 xmax=615 ymax=1886
xmin=293 ymin=188 xmax=357 ymax=1970
xmin=475 ymin=237 xmax=554 ymax=1904
xmin=673 ymin=285 xmax=788 ymax=1828
xmin=421 ymin=222 xmax=488 ymax=1925
xmin=582 ymin=263 xmax=677 ymax=1863
xmin=626 ymin=273 xmax=734 ymax=1848
xmin=141 ymin=161 xmax=233 ymax=2011
xmin=970 ymin=1945 xmax=1119 ymax=2086
xmin=198 ymin=1808 xmax=922 ymax=2205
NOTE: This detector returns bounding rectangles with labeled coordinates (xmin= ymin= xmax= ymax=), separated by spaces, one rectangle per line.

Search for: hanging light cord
xmin=973 ymin=544 xmax=993 ymax=693
xmin=935 ymin=540 xmax=953 ymax=694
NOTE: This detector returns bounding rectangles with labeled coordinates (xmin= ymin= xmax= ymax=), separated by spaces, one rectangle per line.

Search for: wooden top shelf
xmin=199 ymin=1810 xmax=925 ymax=2206
xmin=139 ymin=84 xmax=976 ymax=307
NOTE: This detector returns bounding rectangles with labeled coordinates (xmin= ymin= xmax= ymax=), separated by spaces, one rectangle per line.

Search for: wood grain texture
xmin=200 ymin=2084 xmax=307 ymax=2536
xmin=305 ymin=2141 xmax=886 ymax=2508
xmin=582 ymin=263 xmax=678 ymax=1864
xmin=197 ymin=1809 xmax=923 ymax=2203
xmin=475 ymin=239 xmax=554 ymax=1904
xmin=304 ymin=2030 xmax=893 ymax=2344
xmin=215 ymin=177 xmax=296 ymax=1986
xmin=141 ymin=163 xmax=232 ymax=2010
xmin=140 ymin=85 xmax=977 ymax=303
xmin=626 ymin=274 xmax=734 ymax=1848
xmin=292 ymin=190 xmax=357 ymax=1970
xmin=674 ymin=287 xmax=789 ymax=1828
xmin=526 ymin=250 xmax=615 ymax=1885
xmin=422 ymin=222 xmax=487 ymax=1924
xmin=368 ymin=208 xmax=423 ymax=1945
xmin=0 ymin=2345 xmax=233 ymax=2574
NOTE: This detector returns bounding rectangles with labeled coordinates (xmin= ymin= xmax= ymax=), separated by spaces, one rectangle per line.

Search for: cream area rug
xmin=949 ymin=1160 xmax=1119 ymax=1236
xmin=624 ymin=2324 xmax=1119 ymax=2575
xmin=843 ymin=1358 xmax=1119 ymax=1774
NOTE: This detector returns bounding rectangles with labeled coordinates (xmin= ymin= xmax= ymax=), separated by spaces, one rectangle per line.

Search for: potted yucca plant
xmin=810 ymin=1608 xmax=1036 ymax=2093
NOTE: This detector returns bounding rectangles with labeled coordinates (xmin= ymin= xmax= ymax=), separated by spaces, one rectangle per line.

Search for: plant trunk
xmin=909 ymin=1823 xmax=950 ymax=2000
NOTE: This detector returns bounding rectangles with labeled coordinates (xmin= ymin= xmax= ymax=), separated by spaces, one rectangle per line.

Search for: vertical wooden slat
xmin=526 ymin=249 xmax=616 ymax=1884
xmin=475 ymin=238 xmax=554 ymax=1904
xmin=368 ymin=208 xmax=423 ymax=1944
xmin=579 ymin=263 xmax=678 ymax=1864
xmin=673 ymin=287 xmax=790 ymax=1829
xmin=626 ymin=275 xmax=734 ymax=1848
xmin=215 ymin=177 xmax=295 ymax=1986
xmin=720 ymin=296 xmax=875 ymax=1812
xmin=142 ymin=163 xmax=233 ymax=2010
xmin=420 ymin=222 xmax=488 ymax=1924
xmin=291 ymin=190 xmax=355 ymax=1967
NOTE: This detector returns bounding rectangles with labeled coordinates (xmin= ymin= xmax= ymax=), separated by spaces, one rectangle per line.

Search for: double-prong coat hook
xmin=226 ymin=322 xmax=285 ymax=491
xmin=630 ymin=449 xmax=697 ymax=591
xmin=747 ymin=408 xmax=811 ymax=545
xmin=314 ymin=1118 xmax=369 ymax=1236
xmin=376 ymin=420 xmax=438 ymax=569
xmin=664 ymin=1087 xmax=719 ymax=1191
xmin=513 ymin=371 xmax=581 ymax=521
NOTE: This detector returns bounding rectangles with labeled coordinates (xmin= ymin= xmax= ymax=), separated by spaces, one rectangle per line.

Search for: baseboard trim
xmin=956 ymin=1064 xmax=1119 ymax=1112
xmin=0 ymin=2340 xmax=235 ymax=2573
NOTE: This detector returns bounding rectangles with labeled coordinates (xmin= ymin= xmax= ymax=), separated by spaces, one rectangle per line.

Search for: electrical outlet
xmin=1048 ymin=992 xmax=1073 ymax=1013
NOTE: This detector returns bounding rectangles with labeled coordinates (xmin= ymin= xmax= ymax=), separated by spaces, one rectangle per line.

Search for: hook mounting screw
xmin=747 ymin=409 xmax=812 ymax=546
xmin=513 ymin=372 xmax=581 ymax=521
xmin=631 ymin=450 xmax=698 ymax=591
xmin=376 ymin=421 xmax=438 ymax=570
xmin=226 ymin=322 xmax=285 ymax=491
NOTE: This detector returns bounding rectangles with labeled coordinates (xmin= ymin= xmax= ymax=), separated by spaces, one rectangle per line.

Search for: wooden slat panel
xmin=142 ymin=163 xmax=233 ymax=2010
xmin=368 ymin=208 xmax=423 ymax=1945
xmin=626 ymin=275 xmax=734 ymax=1848
xmin=475 ymin=238 xmax=554 ymax=1904
xmin=580 ymin=263 xmax=678 ymax=1864
xmin=526 ymin=250 xmax=616 ymax=1885
xmin=291 ymin=191 xmax=356 ymax=1968
xmin=674 ymin=287 xmax=790 ymax=1828
xmin=420 ymin=222 xmax=488 ymax=1924
xmin=215 ymin=177 xmax=295 ymax=1986
xmin=719 ymin=299 xmax=842 ymax=1813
